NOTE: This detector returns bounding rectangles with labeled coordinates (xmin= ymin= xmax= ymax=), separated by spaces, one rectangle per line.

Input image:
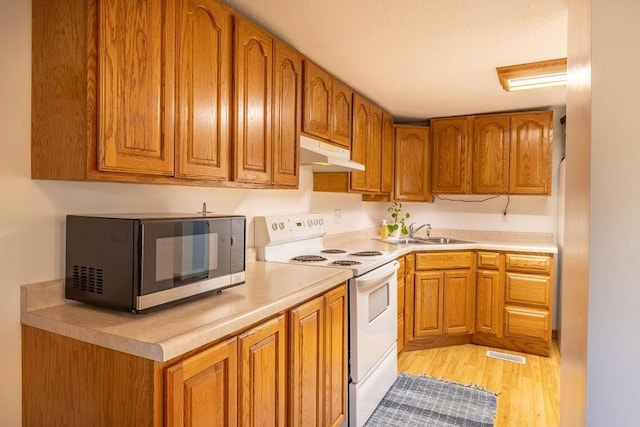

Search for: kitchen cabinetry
xmin=32 ymin=0 xmax=300 ymax=189
xmin=350 ymin=94 xmax=382 ymax=192
xmin=431 ymin=117 xmax=472 ymax=194
xmin=405 ymin=252 xmax=476 ymax=349
xmin=432 ymin=111 xmax=552 ymax=195
xmin=381 ymin=112 xmax=395 ymax=193
xmin=272 ymin=41 xmax=302 ymax=187
xmin=302 ymin=60 xmax=352 ymax=148
xmin=23 ymin=283 xmax=348 ymax=426
xmin=234 ymin=17 xmax=273 ymax=184
xmin=394 ymin=125 xmax=432 ymax=202
xmin=175 ymin=0 xmax=233 ymax=181
xmin=396 ymin=254 xmax=415 ymax=353
xmin=166 ymin=338 xmax=238 ymax=426
xmin=475 ymin=252 xmax=503 ymax=336
xmin=238 ymin=315 xmax=286 ymax=426
xmin=473 ymin=252 xmax=554 ymax=356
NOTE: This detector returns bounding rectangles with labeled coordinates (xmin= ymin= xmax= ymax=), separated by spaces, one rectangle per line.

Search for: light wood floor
xmin=398 ymin=342 xmax=560 ymax=427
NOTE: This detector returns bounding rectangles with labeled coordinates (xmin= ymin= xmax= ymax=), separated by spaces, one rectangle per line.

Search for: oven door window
xmin=141 ymin=219 xmax=231 ymax=294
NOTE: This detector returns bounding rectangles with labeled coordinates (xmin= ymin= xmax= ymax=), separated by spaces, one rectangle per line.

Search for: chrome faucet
xmin=409 ymin=223 xmax=432 ymax=239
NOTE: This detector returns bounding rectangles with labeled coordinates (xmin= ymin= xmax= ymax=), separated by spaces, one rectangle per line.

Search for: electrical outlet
xmin=334 ymin=209 xmax=342 ymax=224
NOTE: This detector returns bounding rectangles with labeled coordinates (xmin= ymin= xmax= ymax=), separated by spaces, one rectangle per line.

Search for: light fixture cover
xmin=496 ymin=58 xmax=567 ymax=92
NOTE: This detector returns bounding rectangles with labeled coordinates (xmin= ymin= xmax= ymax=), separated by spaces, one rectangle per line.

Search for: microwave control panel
xmin=254 ymin=213 xmax=326 ymax=246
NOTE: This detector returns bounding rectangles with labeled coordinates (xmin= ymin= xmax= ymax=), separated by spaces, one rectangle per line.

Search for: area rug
xmin=365 ymin=373 xmax=498 ymax=427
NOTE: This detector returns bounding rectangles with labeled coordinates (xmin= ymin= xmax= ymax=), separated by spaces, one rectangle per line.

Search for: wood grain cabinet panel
xmin=505 ymin=273 xmax=552 ymax=309
xmin=289 ymin=297 xmax=324 ymax=426
xmin=175 ymin=0 xmax=232 ymax=180
xmin=98 ymin=0 xmax=175 ymax=176
xmin=381 ymin=112 xmax=395 ymax=193
xmin=394 ymin=126 xmax=432 ymax=202
xmin=397 ymin=256 xmax=406 ymax=353
xmin=330 ymin=79 xmax=352 ymax=147
xmin=234 ymin=17 xmax=273 ymax=184
xmin=444 ymin=270 xmax=475 ymax=335
xmin=323 ymin=285 xmax=348 ymax=427
xmin=165 ymin=337 xmax=238 ymax=427
xmin=504 ymin=307 xmax=551 ymax=341
xmin=472 ymin=115 xmax=510 ymax=193
xmin=302 ymin=61 xmax=332 ymax=141
xmin=431 ymin=117 xmax=472 ymax=194
xmin=364 ymin=103 xmax=383 ymax=192
xmin=413 ymin=271 xmax=444 ymax=338
xmin=272 ymin=41 xmax=302 ymax=187
xmin=349 ymin=94 xmax=370 ymax=192
xmin=509 ymin=112 xmax=552 ymax=195
xmin=238 ymin=315 xmax=286 ymax=427
xmin=475 ymin=268 xmax=502 ymax=336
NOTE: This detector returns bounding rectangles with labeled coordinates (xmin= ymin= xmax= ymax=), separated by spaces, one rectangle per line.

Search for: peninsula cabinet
xmin=23 ymin=283 xmax=348 ymax=427
xmin=302 ymin=60 xmax=352 ymax=148
xmin=472 ymin=252 xmax=554 ymax=356
xmin=393 ymin=125 xmax=433 ymax=202
xmin=405 ymin=251 xmax=476 ymax=349
xmin=31 ymin=0 xmax=300 ymax=189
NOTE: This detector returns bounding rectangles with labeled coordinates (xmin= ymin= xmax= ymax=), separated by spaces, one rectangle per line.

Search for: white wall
xmin=583 ymin=1 xmax=640 ymax=425
xmin=0 ymin=2 xmax=562 ymax=425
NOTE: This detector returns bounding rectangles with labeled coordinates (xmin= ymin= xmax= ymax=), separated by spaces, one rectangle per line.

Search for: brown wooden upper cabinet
xmin=394 ymin=125 xmax=432 ymax=202
xmin=302 ymin=60 xmax=353 ymax=148
xmin=350 ymin=94 xmax=382 ymax=193
xmin=431 ymin=117 xmax=472 ymax=194
xmin=32 ymin=0 xmax=300 ymax=189
xmin=431 ymin=111 xmax=552 ymax=195
xmin=381 ymin=112 xmax=395 ymax=194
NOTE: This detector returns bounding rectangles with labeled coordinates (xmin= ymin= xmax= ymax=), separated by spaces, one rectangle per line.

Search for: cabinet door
xmin=509 ymin=111 xmax=552 ymax=194
xmin=234 ymin=17 xmax=272 ymax=184
xmin=443 ymin=270 xmax=475 ymax=335
xmin=166 ymin=337 xmax=238 ymax=427
xmin=238 ymin=315 xmax=286 ymax=427
xmin=413 ymin=271 xmax=444 ymax=338
xmin=272 ymin=41 xmax=302 ymax=187
xmin=380 ymin=112 xmax=395 ymax=193
xmin=394 ymin=126 xmax=432 ymax=201
xmin=98 ymin=0 xmax=175 ymax=176
xmin=289 ymin=297 xmax=324 ymax=426
xmin=330 ymin=79 xmax=352 ymax=148
xmin=302 ymin=61 xmax=331 ymax=140
xmin=365 ymin=104 xmax=383 ymax=192
xmin=476 ymin=269 xmax=502 ymax=336
xmin=349 ymin=94 xmax=370 ymax=191
xmin=175 ymin=0 xmax=231 ymax=180
xmin=431 ymin=117 xmax=471 ymax=194
xmin=472 ymin=115 xmax=510 ymax=194
xmin=397 ymin=262 xmax=406 ymax=353
xmin=324 ymin=285 xmax=348 ymax=427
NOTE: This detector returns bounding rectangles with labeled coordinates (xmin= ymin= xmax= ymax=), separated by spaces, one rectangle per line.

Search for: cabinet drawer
xmin=505 ymin=273 xmax=552 ymax=309
xmin=415 ymin=251 xmax=473 ymax=270
xmin=476 ymin=252 xmax=500 ymax=269
xmin=504 ymin=306 xmax=550 ymax=341
xmin=505 ymin=253 xmax=552 ymax=274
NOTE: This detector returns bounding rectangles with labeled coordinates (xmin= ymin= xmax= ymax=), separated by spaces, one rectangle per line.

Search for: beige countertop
xmin=21 ymin=262 xmax=351 ymax=363
xmin=21 ymin=233 xmax=555 ymax=363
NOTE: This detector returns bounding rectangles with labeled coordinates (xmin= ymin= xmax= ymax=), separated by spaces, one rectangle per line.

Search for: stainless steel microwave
xmin=65 ymin=214 xmax=246 ymax=313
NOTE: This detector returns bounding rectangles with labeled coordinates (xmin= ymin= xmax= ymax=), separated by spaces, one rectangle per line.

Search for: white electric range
xmin=255 ymin=213 xmax=399 ymax=427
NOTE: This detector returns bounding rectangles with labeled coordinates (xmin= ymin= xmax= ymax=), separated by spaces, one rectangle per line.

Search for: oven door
xmin=349 ymin=260 xmax=399 ymax=383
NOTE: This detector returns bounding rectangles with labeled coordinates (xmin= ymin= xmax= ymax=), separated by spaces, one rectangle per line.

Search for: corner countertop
xmin=21 ymin=262 xmax=351 ymax=363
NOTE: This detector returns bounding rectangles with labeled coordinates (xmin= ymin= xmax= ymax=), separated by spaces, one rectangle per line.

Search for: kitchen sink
xmin=420 ymin=237 xmax=475 ymax=244
xmin=380 ymin=237 xmax=474 ymax=245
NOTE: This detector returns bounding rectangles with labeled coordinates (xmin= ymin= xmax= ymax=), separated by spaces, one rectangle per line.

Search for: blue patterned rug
xmin=365 ymin=373 xmax=498 ymax=427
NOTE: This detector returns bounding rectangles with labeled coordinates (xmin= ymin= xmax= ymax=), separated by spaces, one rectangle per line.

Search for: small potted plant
xmin=387 ymin=202 xmax=410 ymax=237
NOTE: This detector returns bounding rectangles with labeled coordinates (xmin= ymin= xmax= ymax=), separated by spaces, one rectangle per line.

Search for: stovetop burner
xmin=321 ymin=249 xmax=347 ymax=254
xmin=330 ymin=260 xmax=362 ymax=266
xmin=291 ymin=255 xmax=327 ymax=262
xmin=351 ymin=250 xmax=383 ymax=257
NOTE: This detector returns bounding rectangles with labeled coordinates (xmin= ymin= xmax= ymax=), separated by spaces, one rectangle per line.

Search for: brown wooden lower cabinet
xmin=22 ymin=283 xmax=348 ymax=427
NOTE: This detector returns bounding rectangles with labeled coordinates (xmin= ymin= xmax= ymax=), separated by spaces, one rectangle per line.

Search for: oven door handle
xmin=355 ymin=260 xmax=399 ymax=290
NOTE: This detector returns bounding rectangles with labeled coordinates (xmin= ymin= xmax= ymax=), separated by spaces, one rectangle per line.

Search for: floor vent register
xmin=486 ymin=350 xmax=527 ymax=364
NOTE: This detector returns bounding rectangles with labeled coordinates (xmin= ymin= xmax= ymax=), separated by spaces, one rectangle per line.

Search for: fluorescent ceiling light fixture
xmin=496 ymin=58 xmax=567 ymax=92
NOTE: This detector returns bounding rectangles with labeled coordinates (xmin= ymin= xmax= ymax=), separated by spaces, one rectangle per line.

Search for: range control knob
xmin=319 ymin=218 xmax=324 ymax=225
xmin=278 ymin=222 xmax=285 ymax=230
xmin=271 ymin=223 xmax=278 ymax=231
xmin=307 ymin=219 xmax=313 ymax=227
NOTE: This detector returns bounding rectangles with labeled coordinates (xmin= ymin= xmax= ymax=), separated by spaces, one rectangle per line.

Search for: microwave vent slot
xmin=72 ymin=265 xmax=104 ymax=294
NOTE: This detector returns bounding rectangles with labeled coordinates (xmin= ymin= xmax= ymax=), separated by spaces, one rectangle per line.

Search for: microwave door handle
xmin=355 ymin=261 xmax=399 ymax=290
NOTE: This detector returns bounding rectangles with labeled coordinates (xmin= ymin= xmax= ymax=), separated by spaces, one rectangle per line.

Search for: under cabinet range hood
xmin=299 ymin=135 xmax=365 ymax=172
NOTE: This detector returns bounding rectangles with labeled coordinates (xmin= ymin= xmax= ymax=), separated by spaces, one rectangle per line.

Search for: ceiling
xmin=221 ymin=0 xmax=568 ymax=122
